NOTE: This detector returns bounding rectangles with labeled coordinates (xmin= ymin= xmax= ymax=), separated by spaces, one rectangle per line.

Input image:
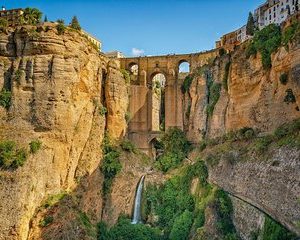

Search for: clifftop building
xmin=81 ymin=30 xmax=102 ymax=52
xmin=0 ymin=7 xmax=24 ymax=26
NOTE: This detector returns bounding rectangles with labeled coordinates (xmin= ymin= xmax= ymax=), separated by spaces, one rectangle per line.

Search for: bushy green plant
xmin=101 ymin=134 xmax=122 ymax=196
xmin=99 ymin=106 xmax=107 ymax=116
xmin=29 ymin=140 xmax=42 ymax=154
xmin=155 ymin=127 xmax=190 ymax=172
xmin=0 ymin=141 xmax=27 ymax=169
xmin=13 ymin=69 xmax=22 ymax=85
xmin=43 ymin=192 xmax=67 ymax=208
xmin=121 ymin=69 xmax=131 ymax=84
xmin=253 ymin=135 xmax=274 ymax=153
xmin=98 ymin=217 xmax=161 ymax=240
xmin=0 ymin=18 xmax=8 ymax=32
xmin=56 ymin=20 xmax=66 ymax=35
xmin=169 ymin=210 xmax=193 ymax=240
xmin=120 ymin=139 xmax=136 ymax=153
xmin=70 ymin=16 xmax=81 ymax=30
xmin=284 ymin=89 xmax=296 ymax=104
xmin=282 ymin=20 xmax=300 ymax=46
xmin=182 ymin=75 xmax=194 ymax=94
xmin=0 ymin=88 xmax=12 ymax=109
xmin=39 ymin=216 xmax=54 ymax=227
xmin=261 ymin=216 xmax=297 ymax=240
xmin=19 ymin=8 xmax=42 ymax=25
xmin=207 ymin=82 xmax=222 ymax=117
xmin=246 ymin=24 xmax=282 ymax=69
xmin=279 ymin=72 xmax=289 ymax=85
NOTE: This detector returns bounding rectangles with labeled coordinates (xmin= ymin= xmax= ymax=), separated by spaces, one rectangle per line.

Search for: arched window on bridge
xmin=151 ymin=73 xmax=166 ymax=132
xmin=178 ymin=61 xmax=190 ymax=81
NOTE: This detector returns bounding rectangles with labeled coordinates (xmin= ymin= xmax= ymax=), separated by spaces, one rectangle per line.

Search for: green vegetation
xmin=0 ymin=88 xmax=12 ymax=109
xmin=70 ymin=16 xmax=81 ymax=31
xmin=246 ymin=12 xmax=256 ymax=36
xmin=13 ymin=69 xmax=22 ymax=85
xmin=219 ymin=48 xmax=226 ymax=56
xmin=282 ymin=20 xmax=300 ymax=47
xmin=182 ymin=75 xmax=194 ymax=94
xmin=78 ymin=211 xmax=97 ymax=237
xmin=169 ymin=210 xmax=193 ymax=240
xmin=284 ymin=89 xmax=296 ymax=104
xmin=261 ymin=216 xmax=297 ymax=240
xmin=19 ymin=8 xmax=42 ymax=25
xmin=0 ymin=18 xmax=8 ymax=32
xmin=125 ymin=111 xmax=131 ymax=123
xmin=0 ymin=141 xmax=27 ymax=169
xmin=279 ymin=72 xmax=289 ymax=85
xmin=246 ymin=24 xmax=282 ymax=69
xmin=29 ymin=140 xmax=42 ymax=154
xmin=97 ymin=217 xmax=161 ymax=240
xmin=207 ymin=82 xmax=222 ymax=117
xmin=120 ymin=139 xmax=136 ymax=153
xmin=100 ymin=134 xmax=122 ymax=196
xmin=56 ymin=19 xmax=66 ymax=35
xmin=155 ymin=127 xmax=191 ymax=172
xmin=43 ymin=192 xmax=68 ymax=208
xmin=121 ymin=69 xmax=131 ymax=84
xmin=99 ymin=106 xmax=107 ymax=116
xmin=44 ymin=15 xmax=48 ymax=22
xmin=223 ymin=61 xmax=231 ymax=91
xmin=39 ymin=216 xmax=54 ymax=227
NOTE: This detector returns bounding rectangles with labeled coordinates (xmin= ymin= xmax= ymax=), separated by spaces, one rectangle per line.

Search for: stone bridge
xmin=120 ymin=50 xmax=218 ymax=157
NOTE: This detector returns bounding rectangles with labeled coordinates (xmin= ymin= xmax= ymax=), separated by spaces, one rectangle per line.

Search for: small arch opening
xmin=178 ymin=60 xmax=190 ymax=81
xmin=151 ymin=73 xmax=166 ymax=132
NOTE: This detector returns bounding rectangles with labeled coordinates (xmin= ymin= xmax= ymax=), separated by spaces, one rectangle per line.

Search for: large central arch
xmin=120 ymin=50 xmax=218 ymax=156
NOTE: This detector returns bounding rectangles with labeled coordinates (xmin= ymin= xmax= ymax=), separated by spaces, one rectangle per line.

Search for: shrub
xmin=279 ymin=72 xmax=289 ymax=85
xmin=0 ymin=141 xmax=27 ymax=169
xmin=156 ymin=128 xmax=190 ymax=172
xmin=206 ymin=153 xmax=220 ymax=167
xmin=0 ymin=18 xmax=8 ymax=32
xmin=274 ymin=118 xmax=300 ymax=139
xmin=182 ymin=75 xmax=194 ymax=94
xmin=282 ymin=20 xmax=300 ymax=46
xmin=261 ymin=216 xmax=297 ymax=240
xmin=253 ymin=135 xmax=274 ymax=153
xmin=20 ymin=8 xmax=42 ymax=25
xmin=199 ymin=141 xmax=207 ymax=152
xmin=70 ymin=16 xmax=81 ymax=30
xmin=207 ymin=82 xmax=222 ymax=117
xmin=120 ymin=139 xmax=136 ymax=153
xmin=284 ymin=89 xmax=296 ymax=104
xmin=0 ymin=89 xmax=12 ymax=109
xmin=13 ymin=69 xmax=22 ymax=85
xmin=29 ymin=140 xmax=42 ymax=154
xmin=39 ymin=216 xmax=54 ymax=227
xmin=125 ymin=111 xmax=131 ymax=123
xmin=43 ymin=192 xmax=67 ymax=208
xmin=121 ymin=69 xmax=131 ymax=84
xmin=238 ymin=127 xmax=256 ymax=140
xmin=246 ymin=24 xmax=282 ymax=69
xmin=99 ymin=106 xmax=107 ymax=116
xmin=169 ymin=210 xmax=193 ymax=240
xmin=219 ymin=48 xmax=226 ymax=56
xmin=101 ymin=135 xmax=122 ymax=196
xmin=56 ymin=20 xmax=66 ymax=35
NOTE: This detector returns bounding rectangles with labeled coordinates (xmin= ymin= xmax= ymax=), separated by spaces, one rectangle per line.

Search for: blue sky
xmin=2 ymin=0 xmax=263 ymax=56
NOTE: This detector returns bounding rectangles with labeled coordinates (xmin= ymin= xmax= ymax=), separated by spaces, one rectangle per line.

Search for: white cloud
xmin=132 ymin=48 xmax=145 ymax=57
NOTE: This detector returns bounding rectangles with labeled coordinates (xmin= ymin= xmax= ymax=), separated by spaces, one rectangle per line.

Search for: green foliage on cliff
xmin=56 ymin=20 xmax=66 ymax=35
xmin=101 ymin=134 xmax=122 ymax=196
xmin=0 ymin=141 xmax=27 ymax=169
xmin=169 ymin=210 xmax=193 ymax=240
xmin=97 ymin=217 xmax=161 ymax=240
xmin=120 ymin=139 xmax=137 ymax=153
xmin=284 ymin=89 xmax=296 ymax=104
xmin=282 ymin=20 xmax=300 ymax=47
xmin=70 ymin=16 xmax=81 ymax=31
xmin=262 ymin=216 xmax=297 ymax=240
xmin=279 ymin=72 xmax=289 ymax=85
xmin=207 ymin=82 xmax=222 ymax=117
xmin=0 ymin=18 xmax=8 ymax=32
xmin=246 ymin=24 xmax=282 ymax=69
xmin=121 ymin=69 xmax=131 ymax=84
xmin=29 ymin=140 xmax=42 ymax=154
xmin=19 ymin=8 xmax=42 ymax=25
xmin=182 ymin=75 xmax=194 ymax=94
xmin=0 ymin=88 xmax=12 ymax=109
xmin=155 ymin=127 xmax=191 ymax=172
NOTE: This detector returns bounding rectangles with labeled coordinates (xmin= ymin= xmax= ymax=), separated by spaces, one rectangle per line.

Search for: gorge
xmin=0 ymin=14 xmax=299 ymax=240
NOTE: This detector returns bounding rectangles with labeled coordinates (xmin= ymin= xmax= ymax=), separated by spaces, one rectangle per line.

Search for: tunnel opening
xmin=151 ymin=73 xmax=166 ymax=132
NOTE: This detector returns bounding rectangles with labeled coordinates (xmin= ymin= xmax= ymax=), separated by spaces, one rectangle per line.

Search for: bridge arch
xmin=178 ymin=60 xmax=190 ymax=73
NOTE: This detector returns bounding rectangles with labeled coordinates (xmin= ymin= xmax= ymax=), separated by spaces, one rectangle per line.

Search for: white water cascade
xmin=131 ymin=175 xmax=145 ymax=224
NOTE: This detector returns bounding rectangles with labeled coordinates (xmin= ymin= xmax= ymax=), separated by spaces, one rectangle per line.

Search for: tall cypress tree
xmin=246 ymin=12 xmax=255 ymax=36
xmin=70 ymin=16 xmax=81 ymax=31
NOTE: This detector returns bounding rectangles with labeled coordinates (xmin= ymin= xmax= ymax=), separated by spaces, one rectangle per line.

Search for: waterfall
xmin=131 ymin=175 xmax=145 ymax=224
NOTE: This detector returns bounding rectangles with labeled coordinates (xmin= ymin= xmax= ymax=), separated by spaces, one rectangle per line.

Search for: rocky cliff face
xmin=185 ymin=43 xmax=300 ymax=143
xmin=0 ymin=24 xmax=128 ymax=240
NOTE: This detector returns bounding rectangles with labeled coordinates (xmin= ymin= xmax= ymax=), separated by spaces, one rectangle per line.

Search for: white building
xmin=105 ymin=51 xmax=125 ymax=58
xmin=255 ymin=0 xmax=299 ymax=29
xmin=236 ymin=25 xmax=251 ymax=43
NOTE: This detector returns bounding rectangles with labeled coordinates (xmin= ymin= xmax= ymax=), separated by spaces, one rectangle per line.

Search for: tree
xmin=70 ymin=16 xmax=81 ymax=30
xmin=246 ymin=12 xmax=255 ymax=36
xmin=20 ymin=8 xmax=42 ymax=25
xmin=44 ymin=15 xmax=48 ymax=22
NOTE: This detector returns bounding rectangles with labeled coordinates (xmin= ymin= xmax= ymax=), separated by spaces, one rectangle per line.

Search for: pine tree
xmin=44 ymin=15 xmax=48 ymax=22
xmin=70 ymin=16 xmax=81 ymax=31
xmin=246 ymin=12 xmax=255 ymax=36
